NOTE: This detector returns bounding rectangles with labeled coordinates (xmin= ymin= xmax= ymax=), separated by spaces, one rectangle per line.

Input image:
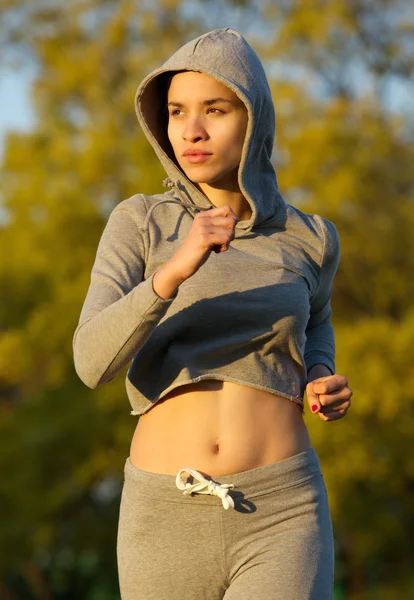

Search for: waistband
xmin=124 ymin=448 xmax=322 ymax=510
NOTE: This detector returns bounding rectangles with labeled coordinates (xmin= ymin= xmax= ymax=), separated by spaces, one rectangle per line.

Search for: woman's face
xmin=167 ymin=71 xmax=248 ymax=191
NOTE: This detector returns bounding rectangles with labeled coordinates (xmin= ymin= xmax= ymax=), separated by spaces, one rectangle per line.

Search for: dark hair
xmin=158 ymin=70 xmax=186 ymax=133
xmin=156 ymin=70 xmax=188 ymax=164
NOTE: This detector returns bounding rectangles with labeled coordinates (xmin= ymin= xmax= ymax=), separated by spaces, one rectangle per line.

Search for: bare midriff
xmin=129 ymin=380 xmax=312 ymax=477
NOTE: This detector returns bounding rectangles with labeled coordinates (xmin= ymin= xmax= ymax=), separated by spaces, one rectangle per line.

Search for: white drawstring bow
xmin=175 ymin=468 xmax=236 ymax=510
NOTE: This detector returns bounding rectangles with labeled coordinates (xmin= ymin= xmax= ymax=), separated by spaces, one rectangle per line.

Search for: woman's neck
xmin=196 ymin=181 xmax=252 ymax=221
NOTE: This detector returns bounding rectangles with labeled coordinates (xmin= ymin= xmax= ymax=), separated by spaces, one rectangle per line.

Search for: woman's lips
xmin=183 ymin=153 xmax=212 ymax=163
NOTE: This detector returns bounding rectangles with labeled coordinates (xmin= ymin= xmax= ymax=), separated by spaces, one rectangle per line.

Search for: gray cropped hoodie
xmin=73 ymin=28 xmax=340 ymax=416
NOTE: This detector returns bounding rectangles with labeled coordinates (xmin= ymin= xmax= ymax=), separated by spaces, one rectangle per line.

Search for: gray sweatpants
xmin=117 ymin=448 xmax=335 ymax=599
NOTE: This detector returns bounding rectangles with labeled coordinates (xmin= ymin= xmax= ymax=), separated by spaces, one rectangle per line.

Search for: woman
xmin=73 ymin=28 xmax=352 ymax=600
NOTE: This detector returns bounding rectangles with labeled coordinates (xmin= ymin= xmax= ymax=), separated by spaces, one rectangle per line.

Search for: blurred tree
xmin=273 ymin=88 xmax=414 ymax=321
xmin=0 ymin=0 xmax=413 ymax=598
xmin=305 ymin=313 xmax=414 ymax=598
xmin=0 ymin=1 xmax=206 ymax=598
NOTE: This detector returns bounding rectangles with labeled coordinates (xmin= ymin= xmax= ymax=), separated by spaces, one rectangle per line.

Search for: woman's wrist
xmin=306 ymin=364 xmax=333 ymax=383
xmin=152 ymin=261 xmax=187 ymax=300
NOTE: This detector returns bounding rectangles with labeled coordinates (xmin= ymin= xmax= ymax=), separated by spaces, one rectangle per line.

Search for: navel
xmin=212 ymin=442 xmax=220 ymax=454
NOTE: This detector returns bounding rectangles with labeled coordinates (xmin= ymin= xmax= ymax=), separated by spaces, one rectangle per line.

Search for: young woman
xmin=73 ymin=28 xmax=352 ymax=600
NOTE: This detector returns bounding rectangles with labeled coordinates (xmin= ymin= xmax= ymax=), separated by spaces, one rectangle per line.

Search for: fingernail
xmin=311 ymin=405 xmax=319 ymax=413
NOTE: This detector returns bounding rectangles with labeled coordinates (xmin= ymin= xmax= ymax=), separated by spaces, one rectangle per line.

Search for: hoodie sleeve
xmin=72 ymin=198 xmax=178 ymax=389
xmin=304 ymin=216 xmax=340 ymax=376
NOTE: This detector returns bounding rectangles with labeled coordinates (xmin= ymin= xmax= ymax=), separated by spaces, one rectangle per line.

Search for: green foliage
xmin=0 ymin=0 xmax=413 ymax=597
xmin=305 ymin=313 xmax=414 ymax=596
xmin=274 ymin=91 xmax=414 ymax=320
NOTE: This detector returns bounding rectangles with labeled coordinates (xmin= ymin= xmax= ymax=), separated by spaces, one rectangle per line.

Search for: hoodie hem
xmin=129 ymin=375 xmax=304 ymax=416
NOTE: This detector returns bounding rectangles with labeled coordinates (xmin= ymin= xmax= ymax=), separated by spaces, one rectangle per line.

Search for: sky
xmin=0 ymin=67 xmax=35 ymax=158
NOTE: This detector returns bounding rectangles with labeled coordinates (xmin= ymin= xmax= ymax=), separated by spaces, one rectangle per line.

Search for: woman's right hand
xmin=169 ymin=204 xmax=239 ymax=281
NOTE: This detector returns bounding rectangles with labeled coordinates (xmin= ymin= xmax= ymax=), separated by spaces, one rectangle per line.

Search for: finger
xmin=312 ymin=375 xmax=348 ymax=395
xmin=319 ymin=388 xmax=353 ymax=408
xmin=221 ymin=204 xmax=239 ymax=219
xmin=197 ymin=215 xmax=238 ymax=229
xmin=305 ymin=383 xmax=321 ymax=415
xmin=207 ymin=218 xmax=238 ymax=231
xmin=319 ymin=409 xmax=348 ymax=422
xmin=199 ymin=205 xmax=239 ymax=220
xmin=320 ymin=399 xmax=352 ymax=416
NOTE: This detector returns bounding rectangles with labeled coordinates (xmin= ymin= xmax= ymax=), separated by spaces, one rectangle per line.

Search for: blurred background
xmin=0 ymin=1 xmax=413 ymax=598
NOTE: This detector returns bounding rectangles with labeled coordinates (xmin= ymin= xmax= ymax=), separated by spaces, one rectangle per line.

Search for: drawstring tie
xmin=175 ymin=468 xmax=236 ymax=510
xmin=162 ymin=177 xmax=176 ymax=188
xmin=138 ymin=177 xmax=212 ymax=233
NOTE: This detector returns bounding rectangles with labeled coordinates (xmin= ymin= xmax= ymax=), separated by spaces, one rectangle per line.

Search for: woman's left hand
xmin=306 ymin=374 xmax=353 ymax=421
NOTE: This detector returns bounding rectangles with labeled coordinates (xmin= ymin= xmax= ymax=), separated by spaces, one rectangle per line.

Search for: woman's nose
xmin=182 ymin=118 xmax=208 ymax=142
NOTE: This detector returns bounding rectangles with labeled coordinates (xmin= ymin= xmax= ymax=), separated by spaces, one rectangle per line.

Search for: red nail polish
xmin=311 ymin=405 xmax=319 ymax=413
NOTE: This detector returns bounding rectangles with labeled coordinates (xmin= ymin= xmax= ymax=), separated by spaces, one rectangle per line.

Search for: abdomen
xmin=129 ymin=380 xmax=312 ymax=477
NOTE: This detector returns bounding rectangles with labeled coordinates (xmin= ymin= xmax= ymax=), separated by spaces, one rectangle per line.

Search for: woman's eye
xmin=169 ymin=108 xmax=223 ymax=116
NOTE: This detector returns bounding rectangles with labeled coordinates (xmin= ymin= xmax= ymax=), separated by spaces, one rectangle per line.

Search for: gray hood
xmin=135 ymin=27 xmax=287 ymax=236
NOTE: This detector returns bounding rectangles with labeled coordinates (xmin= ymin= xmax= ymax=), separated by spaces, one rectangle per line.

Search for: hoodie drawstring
xmin=175 ymin=468 xmax=236 ymax=510
xmin=138 ymin=178 xmax=211 ymax=233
